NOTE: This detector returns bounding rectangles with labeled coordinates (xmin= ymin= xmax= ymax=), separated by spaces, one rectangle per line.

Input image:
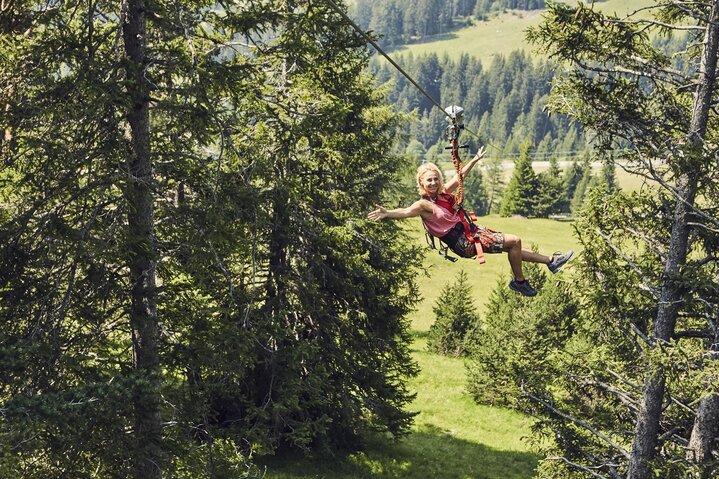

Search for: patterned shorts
xmin=474 ymin=225 xmax=505 ymax=254
xmin=441 ymin=223 xmax=505 ymax=258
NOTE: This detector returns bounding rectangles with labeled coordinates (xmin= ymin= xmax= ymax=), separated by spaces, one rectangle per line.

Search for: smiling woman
xmin=368 ymin=147 xmax=573 ymax=297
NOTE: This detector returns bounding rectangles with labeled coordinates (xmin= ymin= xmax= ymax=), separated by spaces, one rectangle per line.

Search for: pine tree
xmin=560 ymin=159 xmax=586 ymax=213
xmin=482 ymin=153 xmax=505 ymax=214
xmin=466 ymin=265 xmax=576 ymax=407
xmin=534 ymin=157 xmax=564 ymax=217
xmin=427 ymin=270 xmax=480 ymax=356
xmin=500 ymin=143 xmax=538 ymax=217
xmin=463 ymin=168 xmax=489 ymax=216
xmin=0 ymin=1 xmax=422 ymax=475
xmin=569 ymin=164 xmax=593 ymax=216
xmin=524 ymin=2 xmax=719 ymax=477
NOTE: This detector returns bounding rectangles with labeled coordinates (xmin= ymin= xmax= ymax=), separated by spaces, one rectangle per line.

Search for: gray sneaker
xmin=509 ymin=279 xmax=537 ymax=297
xmin=548 ymin=250 xmax=574 ymax=274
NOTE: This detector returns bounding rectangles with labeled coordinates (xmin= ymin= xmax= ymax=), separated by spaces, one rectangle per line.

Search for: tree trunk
xmin=627 ymin=3 xmax=719 ymax=478
xmin=686 ymin=322 xmax=719 ymax=477
xmin=123 ymin=2 xmax=164 ymax=478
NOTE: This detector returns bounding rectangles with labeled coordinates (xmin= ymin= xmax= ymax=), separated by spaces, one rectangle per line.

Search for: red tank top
xmin=421 ymin=193 xmax=486 ymax=264
xmin=421 ymin=195 xmax=462 ymax=237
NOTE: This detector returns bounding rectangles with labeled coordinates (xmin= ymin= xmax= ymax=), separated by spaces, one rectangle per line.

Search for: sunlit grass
xmin=261 ymin=346 xmax=538 ymax=478
xmin=259 ymin=337 xmax=539 ymax=479
xmin=391 ymin=0 xmax=656 ymax=64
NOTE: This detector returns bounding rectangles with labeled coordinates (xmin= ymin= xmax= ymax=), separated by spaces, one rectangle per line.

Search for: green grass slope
xmin=259 ymin=216 xmax=579 ymax=478
xmin=392 ymin=0 xmax=655 ymax=63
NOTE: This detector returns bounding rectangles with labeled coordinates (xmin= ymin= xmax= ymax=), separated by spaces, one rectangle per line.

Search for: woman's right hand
xmin=367 ymin=204 xmax=387 ymax=221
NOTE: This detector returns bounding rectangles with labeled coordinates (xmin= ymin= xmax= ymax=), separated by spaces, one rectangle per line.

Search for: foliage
xmin=482 ymin=0 xmax=719 ymax=471
xmin=466 ymin=262 xmax=577 ymax=406
xmin=462 ymin=168 xmax=489 ymax=216
xmin=0 ymin=1 xmax=422 ymax=476
xmin=427 ymin=270 xmax=480 ymax=356
xmin=500 ymin=143 xmax=538 ymax=217
xmin=561 ymin=159 xmax=588 ymax=214
xmin=523 ymin=0 xmax=719 ymax=475
xmin=534 ymin=157 xmax=564 ymax=217
xmin=482 ymin=153 xmax=505 ymax=214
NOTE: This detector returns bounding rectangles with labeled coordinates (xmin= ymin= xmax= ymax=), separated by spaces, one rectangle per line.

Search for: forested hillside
xmin=350 ymin=0 xmax=546 ymax=46
xmin=369 ymin=51 xmax=585 ymax=160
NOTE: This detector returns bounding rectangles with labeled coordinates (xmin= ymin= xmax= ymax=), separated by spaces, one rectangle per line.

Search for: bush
xmin=465 ymin=263 xmax=578 ymax=407
xmin=427 ymin=270 xmax=480 ymax=357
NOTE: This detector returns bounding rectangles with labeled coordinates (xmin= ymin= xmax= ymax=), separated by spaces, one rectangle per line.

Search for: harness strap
xmin=423 ymin=220 xmax=459 ymax=262
xmin=456 ymin=219 xmax=485 ymax=264
xmin=426 ymin=193 xmax=485 ymax=264
xmin=463 ymin=210 xmax=485 ymax=264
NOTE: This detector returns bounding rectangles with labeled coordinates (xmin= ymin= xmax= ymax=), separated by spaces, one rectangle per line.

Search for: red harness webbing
xmin=429 ymin=193 xmax=485 ymax=264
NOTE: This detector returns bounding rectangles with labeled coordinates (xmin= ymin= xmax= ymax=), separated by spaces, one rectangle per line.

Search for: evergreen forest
xmin=368 ymin=51 xmax=587 ymax=161
xmin=351 ymin=0 xmax=547 ymax=46
xmin=3 ymin=1 xmax=719 ymax=479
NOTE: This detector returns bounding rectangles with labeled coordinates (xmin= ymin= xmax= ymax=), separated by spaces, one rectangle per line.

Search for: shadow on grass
xmin=257 ymin=424 xmax=538 ymax=479
xmin=410 ymin=329 xmax=430 ymax=340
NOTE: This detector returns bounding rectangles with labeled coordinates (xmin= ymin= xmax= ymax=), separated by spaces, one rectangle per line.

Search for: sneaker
xmin=509 ymin=279 xmax=537 ymax=297
xmin=547 ymin=250 xmax=574 ymax=274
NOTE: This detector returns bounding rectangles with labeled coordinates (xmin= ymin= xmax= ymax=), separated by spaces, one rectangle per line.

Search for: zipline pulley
xmin=444 ymin=105 xmax=467 ymax=208
xmin=444 ymin=105 xmax=465 ymax=142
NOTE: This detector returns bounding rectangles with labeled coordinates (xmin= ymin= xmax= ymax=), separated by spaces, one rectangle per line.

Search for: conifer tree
xmin=427 ymin=270 xmax=480 ymax=356
xmin=560 ymin=159 xmax=586 ymax=213
xmin=534 ymin=157 xmax=564 ymax=217
xmin=523 ymin=2 xmax=719 ymax=477
xmin=466 ymin=265 xmax=576 ymax=407
xmin=569 ymin=165 xmax=593 ymax=216
xmin=463 ymin=168 xmax=489 ymax=216
xmin=482 ymin=153 xmax=505 ymax=214
xmin=0 ymin=1 xmax=422 ymax=475
xmin=500 ymin=143 xmax=538 ymax=217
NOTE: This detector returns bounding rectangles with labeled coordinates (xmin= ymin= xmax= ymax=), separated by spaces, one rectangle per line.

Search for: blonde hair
xmin=416 ymin=162 xmax=445 ymax=196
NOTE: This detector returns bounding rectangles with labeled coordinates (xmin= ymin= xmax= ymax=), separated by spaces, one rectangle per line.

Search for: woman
xmin=367 ymin=147 xmax=573 ymax=297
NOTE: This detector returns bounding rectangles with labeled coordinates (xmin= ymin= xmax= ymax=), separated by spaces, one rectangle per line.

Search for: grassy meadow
xmin=392 ymin=0 xmax=656 ymax=64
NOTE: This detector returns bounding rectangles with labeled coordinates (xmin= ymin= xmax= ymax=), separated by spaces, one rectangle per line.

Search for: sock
xmin=516 ymin=279 xmax=526 ymax=284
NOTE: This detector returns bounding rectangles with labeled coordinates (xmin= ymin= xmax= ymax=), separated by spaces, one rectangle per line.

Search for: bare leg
xmin=502 ymin=234 xmax=550 ymax=281
xmin=522 ymin=249 xmax=551 ymax=264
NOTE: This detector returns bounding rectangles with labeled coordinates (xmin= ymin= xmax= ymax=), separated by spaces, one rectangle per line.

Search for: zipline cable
xmin=324 ymin=0 xmax=487 ymax=145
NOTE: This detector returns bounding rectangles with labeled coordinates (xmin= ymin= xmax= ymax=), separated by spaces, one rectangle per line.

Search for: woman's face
xmin=421 ymin=170 xmax=441 ymax=197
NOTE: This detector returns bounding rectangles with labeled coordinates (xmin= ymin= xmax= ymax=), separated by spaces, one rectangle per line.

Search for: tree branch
xmin=609 ymin=18 xmax=706 ymax=32
xmin=521 ymin=385 xmax=632 ymax=460
xmin=673 ymin=329 xmax=712 ymax=339
xmin=544 ymin=456 xmax=611 ymax=479
xmin=595 ymin=228 xmax=660 ymax=298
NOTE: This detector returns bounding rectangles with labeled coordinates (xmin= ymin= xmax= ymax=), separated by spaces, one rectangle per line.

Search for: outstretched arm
xmin=368 ymin=200 xmax=430 ymax=221
xmin=445 ymin=146 xmax=486 ymax=194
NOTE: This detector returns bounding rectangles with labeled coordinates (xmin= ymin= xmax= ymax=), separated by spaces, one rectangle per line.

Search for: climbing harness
xmin=423 ymin=191 xmax=486 ymax=264
xmin=432 ymin=105 xmax=486 ymax=263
